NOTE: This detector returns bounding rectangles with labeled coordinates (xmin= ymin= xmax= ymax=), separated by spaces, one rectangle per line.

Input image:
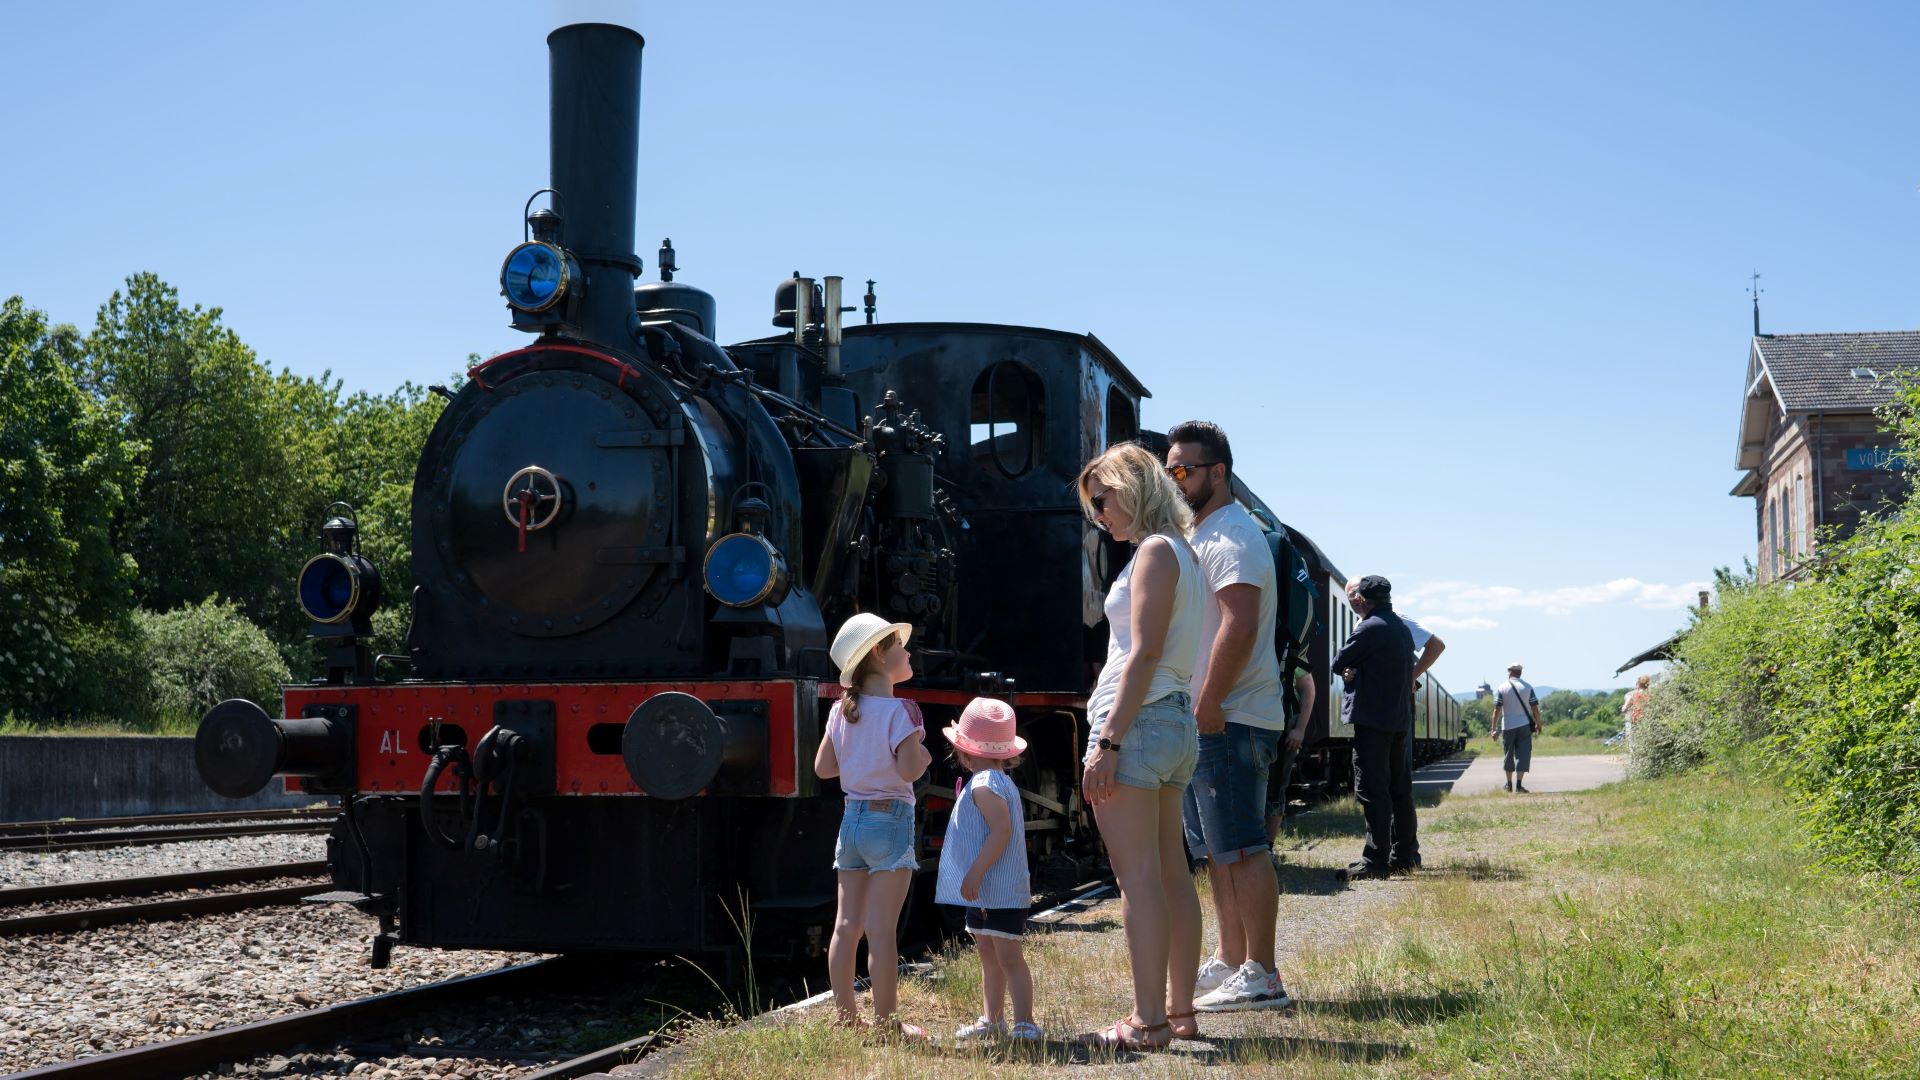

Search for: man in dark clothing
xmin=1329 ymin=574 xmax=1419 ymax=882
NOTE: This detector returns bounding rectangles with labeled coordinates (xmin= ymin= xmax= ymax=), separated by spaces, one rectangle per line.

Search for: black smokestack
xmin=547 ymin=23 xmax=644 ymax=347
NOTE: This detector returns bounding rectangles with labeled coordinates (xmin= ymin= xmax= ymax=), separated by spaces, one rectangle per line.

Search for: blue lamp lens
xmin=706 ymin=535 xmax=773 ymax=606
xmin=299 ymin=556 xmax=357 ymax=623
xmin=503 ymin=244 xmax=565 ymax=310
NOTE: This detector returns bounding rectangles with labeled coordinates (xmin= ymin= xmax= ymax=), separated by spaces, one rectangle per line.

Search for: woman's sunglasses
xmin=1164 ymin=461 xmax=1220 ymax=483
xmin=1088 ymin=490 xmax=1111 ymax=515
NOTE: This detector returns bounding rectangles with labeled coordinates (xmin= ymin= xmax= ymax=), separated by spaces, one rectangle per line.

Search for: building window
xmin=1794 ymin=473 xmax=1807 ymax=555
xmin=969 ymin=361 xmax=1044 ymax=478
xmin=1770 ymin=496 xmax=1782 ymax=578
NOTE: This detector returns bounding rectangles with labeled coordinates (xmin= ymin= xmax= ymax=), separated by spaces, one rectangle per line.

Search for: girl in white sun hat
xmin=937 ymin=697 xmax=1041 ymax=1042
xmin=813 ymin=612 xmax=932 ymax=1040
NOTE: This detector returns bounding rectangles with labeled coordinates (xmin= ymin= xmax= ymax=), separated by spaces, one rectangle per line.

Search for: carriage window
xmin=1106 ymin=385 xmax=1137 ymax=447
xmin=970 ymin=362 xmax=1043 ymax=478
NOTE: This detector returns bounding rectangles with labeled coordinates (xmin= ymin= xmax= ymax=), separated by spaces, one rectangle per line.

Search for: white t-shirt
xmin=1087 ymin=533 xmax=1206 ymax=725
xmin=1402 ymin=615 xmax=1434 ymax=653
xmin=1495 ymin=678 xmax=1538 ymax=731
xmin=1188 ymin=503 xmax=1286 ymax=731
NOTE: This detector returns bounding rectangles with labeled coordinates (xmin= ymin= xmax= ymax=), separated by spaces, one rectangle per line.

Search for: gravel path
xmin=0 ymin=901 xmax=539 ymax=1073
xmin=0 ymin=833 xmax=328 ymax=889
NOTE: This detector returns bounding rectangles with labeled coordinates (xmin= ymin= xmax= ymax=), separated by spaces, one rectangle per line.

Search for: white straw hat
xmin=830 ymin=613 xmax=912 ymax=687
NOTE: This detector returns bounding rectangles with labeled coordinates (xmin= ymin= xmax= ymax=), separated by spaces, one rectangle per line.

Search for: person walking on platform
xmin=1074 ymin=443 xmax=1207 ymax=1051
xmin=1493 ymin=663 xmax=1542 ymax=792
xmin=1165 ymin=421 xmax=1293 ymax=1015
xmin=1621 ymin=674 xmax=1651 ymax=755
xmin=1331 ymin=575 xmax=1419 ymax=882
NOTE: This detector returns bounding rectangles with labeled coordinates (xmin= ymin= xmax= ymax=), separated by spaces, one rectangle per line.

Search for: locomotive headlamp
xmin=703 ymin=533 xmax=790 ymax=608
xmin=501 ymin=241 xmax=573 ymax=312
xmin=298 ymin=504 xmax=382 ymax=629
xmin=298 ymin=554 xmax=359 ymax=624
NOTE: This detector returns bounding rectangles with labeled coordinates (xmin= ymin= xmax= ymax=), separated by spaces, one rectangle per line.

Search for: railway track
xmin=7 ymin=958 xmax=573 ymax=1080
xmin=0 ymin=810 xmax=336 ymax=853
xmin=0 ymin=861 xmax=330 ymax=937
xmin=12 ymin=871 xmax=1116 ymax=1079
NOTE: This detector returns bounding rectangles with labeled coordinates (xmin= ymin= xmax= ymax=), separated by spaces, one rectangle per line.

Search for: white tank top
xmin=1087 ymin=532 xmax=1206 ymax=723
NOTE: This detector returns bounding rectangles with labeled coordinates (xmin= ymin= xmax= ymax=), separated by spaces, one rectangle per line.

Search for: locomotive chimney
xmin=547 ymin=23 xmax=645 ymax=348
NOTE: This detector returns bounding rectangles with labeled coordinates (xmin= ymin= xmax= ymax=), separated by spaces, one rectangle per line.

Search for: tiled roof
xmin=1754 ymin=331 xmax=1920 ymax=412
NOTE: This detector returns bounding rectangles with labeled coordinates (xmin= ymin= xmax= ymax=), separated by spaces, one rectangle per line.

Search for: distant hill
xmin=1452 ymin=685 xmax=1616 ymax=702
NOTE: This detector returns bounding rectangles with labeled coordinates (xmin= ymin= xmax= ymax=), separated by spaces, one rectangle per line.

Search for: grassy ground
xmin=1464 ymin=733 xmax=1619 ymax=758
xmin=660 ymin=771 xmax=1919 ymax=1078
xmin=0 ymin=713 xmax=197 ymax=736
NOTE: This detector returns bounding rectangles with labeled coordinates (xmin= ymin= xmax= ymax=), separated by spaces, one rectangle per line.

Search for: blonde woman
xmin=1074 ymin=442 xmax=1207 ymax=1050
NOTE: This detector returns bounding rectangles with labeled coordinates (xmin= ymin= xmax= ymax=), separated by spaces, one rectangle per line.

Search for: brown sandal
xmin=1165 ymin=1008 xmax=1198 ymax=1039
xmin=1081 ymin=1015 xmax=1172 ymax=1051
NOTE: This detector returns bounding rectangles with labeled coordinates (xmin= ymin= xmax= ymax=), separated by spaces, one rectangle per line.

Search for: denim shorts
xmin=1086 ymin=692 xmax=1199 ymax=792
xmin=832 ymin=798 xmax=918 ymax=874
xmin=1183 ymin=721 xmax=1280 ymax=864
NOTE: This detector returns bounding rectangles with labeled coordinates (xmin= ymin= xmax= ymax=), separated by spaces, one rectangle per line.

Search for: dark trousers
xmin=1352 ymin=724 xmax=1419 ymax=869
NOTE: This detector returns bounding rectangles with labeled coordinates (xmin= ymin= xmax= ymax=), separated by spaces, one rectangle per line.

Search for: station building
xmin=1732 ymin=329 xmax=1920 ymax=581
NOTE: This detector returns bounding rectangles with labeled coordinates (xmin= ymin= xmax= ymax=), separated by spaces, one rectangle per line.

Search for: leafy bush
xmin=1637 ymin=384 xmax=1920 ymax=886
xmin=1628 ymin=684 xmax=1712 ymax=779
xmin=137 ymin=597 xmax=290 ymax=724
xmin=57 ymin=616 xmax=158 ymax=725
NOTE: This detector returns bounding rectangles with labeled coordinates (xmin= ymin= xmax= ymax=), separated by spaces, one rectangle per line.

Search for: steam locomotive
xmin=195 ymin=23 xmax=1464 ymax=966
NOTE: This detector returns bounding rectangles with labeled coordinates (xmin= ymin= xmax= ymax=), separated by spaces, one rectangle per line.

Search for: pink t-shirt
xmin=825 ymin=695 xmax=924 ymax=801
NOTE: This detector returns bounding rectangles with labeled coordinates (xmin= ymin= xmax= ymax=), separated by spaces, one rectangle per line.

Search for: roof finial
xmin=1748 ymin=270 xmax=1764 ymax=336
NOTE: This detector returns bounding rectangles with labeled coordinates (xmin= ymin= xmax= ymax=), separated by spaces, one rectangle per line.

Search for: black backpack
xmin=1265 ymin=529 xmax=1319 ymax=715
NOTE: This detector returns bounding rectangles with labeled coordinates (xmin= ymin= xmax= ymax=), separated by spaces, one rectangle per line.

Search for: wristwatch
xmin=1097 ymin=736 xmax=1122 ymax=752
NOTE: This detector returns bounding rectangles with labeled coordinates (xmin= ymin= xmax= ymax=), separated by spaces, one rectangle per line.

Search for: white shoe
xmin=954 ymin=1016 xmax=1005 ymax=1040
xmin=1194 ymin=955 xmax=1237 ymax=996
xmin=1008 ymin=1020 xmax=1044 ymax=1041
xmin=1194 ymin=960 xmax=1294 ymax=1012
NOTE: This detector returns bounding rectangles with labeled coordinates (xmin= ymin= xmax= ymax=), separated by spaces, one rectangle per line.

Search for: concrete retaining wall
xmin=0 ymin=736 xmax=330 ymax=822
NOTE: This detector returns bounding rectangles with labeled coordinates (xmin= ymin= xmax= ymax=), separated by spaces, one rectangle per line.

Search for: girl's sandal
xmin=866 ymin=1020 xmax=934 ymax=1046
xmin=1165 ymin=1008 xmax=1199 ymax=1039
xmin=1081 ymin=1015 xmax=1172 ymax=1052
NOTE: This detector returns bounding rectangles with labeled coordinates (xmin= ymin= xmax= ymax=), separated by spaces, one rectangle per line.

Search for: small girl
xmin=937 ymin=697 xmax=1040 ymax=1042
xmin=813 ymin=613 xmax=933 ymax=1039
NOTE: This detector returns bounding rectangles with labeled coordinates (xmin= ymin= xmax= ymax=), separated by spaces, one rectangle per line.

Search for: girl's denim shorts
xmin=832 ymin=798 xmax=919 ymax=873
xmin=1085 ymin=692 xmax=1199 ymax=791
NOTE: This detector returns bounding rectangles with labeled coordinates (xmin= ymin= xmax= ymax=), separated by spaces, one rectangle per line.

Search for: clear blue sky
xmin=7 ymin=1 xmax=1918 ymax=692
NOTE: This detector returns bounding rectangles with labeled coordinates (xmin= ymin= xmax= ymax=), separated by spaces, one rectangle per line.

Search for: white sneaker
xmin=1194 ymin=960 xmax=1294 ymax=1012
xmin=1194 ymin=956 xmax=1237 ymax=996
xmin=954 ymin=1016 xmax=1005 ymax=1040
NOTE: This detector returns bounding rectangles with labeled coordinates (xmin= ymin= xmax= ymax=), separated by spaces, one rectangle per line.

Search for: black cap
xmin=1356 ymin=575 xmax=1392 ymax=605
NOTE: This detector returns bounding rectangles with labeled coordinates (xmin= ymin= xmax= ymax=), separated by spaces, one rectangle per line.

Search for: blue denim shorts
xmin=1086 ymin=692 xmax=1199 ymax=792
xmin=832 ymin=798 xmax=918 ymax=873
xmin=1183 ymin=721 xmax=1280 ymax=865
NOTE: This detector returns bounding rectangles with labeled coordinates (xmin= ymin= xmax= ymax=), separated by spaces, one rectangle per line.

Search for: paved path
xmin=1413 ymin=752 xmax=1626 ymax=798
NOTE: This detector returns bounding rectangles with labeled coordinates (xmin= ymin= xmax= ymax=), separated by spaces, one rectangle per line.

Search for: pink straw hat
xmin=943 ymin=698 xmax=1027 ymax=760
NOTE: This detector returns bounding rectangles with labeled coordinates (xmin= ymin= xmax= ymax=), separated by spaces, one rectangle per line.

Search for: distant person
xmin=1621 ymin=674 xmax=1652 ymax=752
xmin=1331 ymin=575 xmax=1419 ymax=881
xmin=938 ymin=698 xmax=1041 ymax=1042
xmin=814 ymin=613 xmax=933 ymax=1039
xmin=1075 ymin=442 xmax=1206 ymax=1051
xmin=1165 ymin=421 xmax=1292 ymax=1014
xmin=1492 ymin=662 xmax=1542 ymax=793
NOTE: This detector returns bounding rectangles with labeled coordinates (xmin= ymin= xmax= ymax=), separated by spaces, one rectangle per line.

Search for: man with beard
xmin=1164 ymin=422 xmax=1292 ymax=1013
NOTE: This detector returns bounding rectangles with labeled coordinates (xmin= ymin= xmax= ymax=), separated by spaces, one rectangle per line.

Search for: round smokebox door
xmin=440 ymin=376 xmax=673 ymax=636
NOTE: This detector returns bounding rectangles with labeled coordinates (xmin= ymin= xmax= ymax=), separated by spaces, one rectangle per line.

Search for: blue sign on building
xmin=1844 ymin=447 xmax=1907 ymax=471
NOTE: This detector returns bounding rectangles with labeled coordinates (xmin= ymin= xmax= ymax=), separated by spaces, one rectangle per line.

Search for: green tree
xmin=0 ymin=297 xmax=143 ymax=715
xmin=80 ymin=274 xmax=338 ymax=651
